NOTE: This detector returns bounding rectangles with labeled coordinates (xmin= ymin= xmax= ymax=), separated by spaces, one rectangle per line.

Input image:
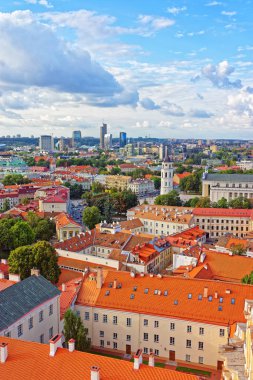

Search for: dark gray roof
xmin=204 ymin=173 xmax=253 ymax=182
xmin=163 ymin=156 xmax=171 ymax=163
xmin=0 ymin=275 xmax=61 ymax=332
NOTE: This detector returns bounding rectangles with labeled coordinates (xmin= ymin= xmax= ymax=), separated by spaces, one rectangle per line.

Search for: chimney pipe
xmin=96 ymin=268 xmax=103 ymax=289
xmin=203 ymin=287 xmax=208 ymax=298
xmin=68 ymin=339 xmax=75 ymax=352
xmin=0 ymin=343 xmax=8 ymax=363
xmin=31 ymin=268 xmax=40 ymax=276
xmin=0 ymin=271 xmax=4 ymax=280
xmin=62 ymin=283 xmax=66 ymax=292
xmin=134 ymin=349 xmax=143 ymax=370
xmin=49 ymin=334 xmax=62 ymax=357
xmin=149 ymin=353 xmax=155 ymax=367
xmin=214 ymin=291 xmax=218 ymax=299
xmin=113 ymin=279 xmax=117 ymax=289
xmin=1 ymin=259 xmax=7 ymax=264
xmin=91 ymin=366 xmax=100 ymax=380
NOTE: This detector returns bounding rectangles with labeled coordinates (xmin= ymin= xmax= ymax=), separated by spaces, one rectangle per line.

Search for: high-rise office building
xmin=39 ymin=135 xmax=54 ymax=152
xmin=104 ymin=133 xmax=112 ymax=150
xmin=159 ymin=144 xmax=169 ymax=160
xmin=72 ymin=130 xmax=82 ymax=147
xmin=119 ymin=132 xmax=127 ymax=147
xmin=100 ymin=123 xmax=107 ymax=149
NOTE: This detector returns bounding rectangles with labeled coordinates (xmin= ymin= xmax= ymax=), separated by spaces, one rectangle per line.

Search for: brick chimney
xmin=203 ymin=287 xmax=208 ymax=298
xmin=31 ymin=268 xmax=40 ymax=276
xmin=0 ymin=343 xmax=8 ymax=363
xmin=8 ymin=273 xmax=21 ymax=282
xmin=113 ymin=279 xmax=117 ymax=289
xmin=148 ymin=353 xmax=155 ymax=367
xmin=96 ymin=268 xmax=103 ymax=289
xmin=49 ymin=334 xmax=62 ymax=357
xmin=62 ymin=283 xmax=66 ymax=292
xmin=0 ymin=271 xmax=4 ymax=280
xmin=68 ymin=339 xmax=75 ymax=352
xmin=91 ymin=366 xmax=100 ymax=380
xmin=134 ymin=349 xmax=143 ymax=370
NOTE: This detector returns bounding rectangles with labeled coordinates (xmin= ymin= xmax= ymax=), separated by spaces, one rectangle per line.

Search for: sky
xmin=0 ymin=1 xmax=253 ymax=139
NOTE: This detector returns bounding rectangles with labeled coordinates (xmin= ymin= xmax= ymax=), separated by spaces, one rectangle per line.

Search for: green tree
xmin=179 ymin=171 xmax=202 ymax=194
xmin=10 ymin=220 xmax=35 ymax=249
xmin=91 ymin=182 xmax=105 ymax=194
xmin=103 ymin=196 xmax=114 ymax=223
xmin=2 ymin=174 xmax=30 ymax=186
xmin=2 ymin=199 xmax=10 ymax=212
xmin=152 ymin=177 xmax=161 ymax=190
xmin=155 ymin=190 xmax=182 ymax=206
xmin=242 ymin=271 xmax=253 ymax=284
xmin=63 ymin=309 xmax=90 ymax=352
xmin=215 ymin=197 xmax=228 ymax=208
xmin=195 ymin=197 xmax=211 ymax=208
xmin=82 ymin=206 xmax=101 ymax=230
xmin=111 ymin=167 xmax=121 ymax=175
xmin=0 ymin=218 xmax=17 ymax=251
xmin=228 ymin=196 xmax=251 ymax=209
xmin=8 ymin=241 xmax=60 ymax=282
xmin=64 ymin=183 xmax=84 ymax=199
xmin=26 ymin=212 xmax=55 ymax=241
xmin=231 ymin=244 xmax=247 ymax=256
xmin=184 ymin=197 xmax=200 ymax=207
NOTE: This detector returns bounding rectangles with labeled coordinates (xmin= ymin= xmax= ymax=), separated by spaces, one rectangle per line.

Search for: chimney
xmin=49 ymin=334 xmax=62 ymax=357
xmin=62 ymin=283 xmax=66 ymax=292
xmin=134 ymin=349 xmax=143 ymax=370
xmin=0 ymin=271 xmax=4 ymax=280
xmin=113 ymin=279 xmax=117 ymax=289
xmin=31 ymin=268 xmax=40 ymax=276
xmin=91 ymin=366 xmax=100 ymax=380
xmin=214 ymin=291 xmax=218 ymax=299
xmin=203 ymin=287 xmax=208 ymax=298
xmin=0 ymin=343 xmax=8 ymax=363
xmin=149 ymin=353 xmax=155 ymax=367
xmin=1 ymin=259 xmax=7 ymax=264
xmin=68 ymin=339 xmax=75 ymax=352
xmin=96 ymin=268 xmax=103 ymax=289
xmin=9 ymin=273 xmax=21 ymax=282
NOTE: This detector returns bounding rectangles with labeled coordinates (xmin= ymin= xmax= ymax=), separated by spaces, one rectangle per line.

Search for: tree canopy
xmin=155 ymin=190 xmax=182 ymax=206
xmin=63 ymin=309 xmax=90 ymax=352
xmin=82 ymin=206 xmax=101 ymax=230
xmin=242 ymin=271 xmax=253 ymax=285
xmin=2 ymin=174 xmax=30 ymax=186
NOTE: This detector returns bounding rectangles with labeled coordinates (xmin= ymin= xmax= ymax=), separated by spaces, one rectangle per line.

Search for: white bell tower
xmin=160 ymin=157 xmax=173 ymax=195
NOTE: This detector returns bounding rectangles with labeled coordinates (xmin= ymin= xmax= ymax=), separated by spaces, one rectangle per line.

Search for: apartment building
xmin=127 ymin=205 xmax=194 ymax=236
xmin=0 ymin=336 xmax=198 ymax=380
xmin=0 ymin=274 xmax=60 ymax=344
xmin=0 ymin=192 xmax=19 ymax=209
xmin=193 ymin=208 xmax=253 ymax=238
xmin=105 ymin=175 xmax=132 ymax=190
xmin=127 ymin=179 xmax=155 ymax=196
xmin=202 ymin=173 xmax=253 ymax=203
xmin=75 ymin=270 xmax=253 ymax=369
xmin=54 ymin=212 xmax=82 ymax=241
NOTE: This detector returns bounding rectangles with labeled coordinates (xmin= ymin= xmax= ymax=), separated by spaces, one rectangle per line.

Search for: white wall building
xmin=128 ymin=179 xmax=155 ymax=196
xmin=160 ymin=157 xmax=173 ymax=195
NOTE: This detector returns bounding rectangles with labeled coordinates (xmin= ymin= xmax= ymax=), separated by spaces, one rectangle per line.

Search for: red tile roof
xmin=58 ymin=277 xmax=83 ymax=319
xmin=55 ymin=212 xmax=81 ymax=229
xmin=193 ymin=208 xmax=253 ymax=218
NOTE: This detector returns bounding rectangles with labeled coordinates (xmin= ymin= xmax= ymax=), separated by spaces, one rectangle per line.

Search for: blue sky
xmin=0 ymin=0 xmax=252 ymax=138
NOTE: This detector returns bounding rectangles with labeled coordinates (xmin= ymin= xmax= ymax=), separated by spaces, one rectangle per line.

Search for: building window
xmin=199 ymin=327 xmax=204 ymax=335
xmin=113 ymin=333 xmax=117 ymax=340
xmin=154 ymin=349 xmax=159 ymax=356
xmin=154 ymin=334 xmax=159 ymax=343
xmin=144 ymin=347 xmax=148 ymax=354
xmin=113 ymin=316 xmax=118 ymax=325
xmin=103 ymin=314 xmax=108 ymax=323
xmin=154 ymin=321 xmax=159 ymax=328
xmin=39 ymin=334 xmax=44 ymax=344
xmin=144 ymin=333 xmax=148 ymax=341
xmin=100 ymin=340 xmax=104 ymax=348
xmin=170 ymin=337 xmax=175 ymax=345
xmin=126 ymin=335 xmax=131 ymax=342
xmin=219 ymin=329 xmax=225 ymax=337
xmin=28 ymin=317 xmax=33 ymax=330
xmin=18 ymin=324 xmax=23 ymax=337
xmin=186 ymin=340 xmax=191 ymax=348
xmin=39 ymin=310 xmax=43 ymax=323
xmin=186 ymin=354 xmax=191 ymax=362
xmin=94 ymin=313 xmax=98 ymax=322
xmin=49 ymin=327 xmax=53 ymax=339
xmin=126 ymin=317 xmax=132 ymax=327
xmin=144 ymin=319 xmax=148 ymax=326
xmin=199 ymin=356 xmax=204 ymax=364
xmin=113 ymin=342 xmax=118 ymax=350
xmin=85 ymin=312 xmax=89 ymax=321
xmin=100 ymin=331 xmax=104 ymax=337
xmin=198 ymin=342 xmax=204 ymax=350
xmin=187 ymin=326 xmax=192 ymax=333
xmin=49 ymin=304 xmax=53 ymax=316
xmin=170 ymin=322 xmax=175 ymax=330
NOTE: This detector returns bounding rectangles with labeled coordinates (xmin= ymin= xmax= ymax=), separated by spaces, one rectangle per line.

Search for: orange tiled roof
xmin=58 ymin=277 xmax=83 ymax=319
xmin=193 ymin=208 xmax=253 ymax=218
xmin=0 ymin=279 xmax=15 ymax=291
xmin=55 ymin=212 xmax=81 ymax=229
xmin=119 ymin=218 xmax=144 ymax=230
xmin=0 ymin=337 xmax=197 ymax=380
xmin=77 ymin=270 xmax=253 ymax=326
xmin=58 ymin=256 xmax=116 ymax=272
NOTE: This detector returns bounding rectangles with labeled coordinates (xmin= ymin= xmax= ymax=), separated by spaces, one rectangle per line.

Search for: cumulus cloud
xmin=205 ymin=1 xmax=223 ymax=6
xmin=140 ymin=98 xmax=160 ymax=110
xmin=25 ymin=0 xmax=53 ymax=8
xmin=167 ymin=7 xmax=187 ymax=15
xmin=0 ymin=11 xmax=140 ymax=107
xmin=221 ymin=11 xmax=237 ymax=16
xmin=201 ymin=61 xmax=242 ymax=89
xmin=138 ymin=15 xmax=175 ymax=35
xmin=161 ymin=101 xmax=185 ymax=116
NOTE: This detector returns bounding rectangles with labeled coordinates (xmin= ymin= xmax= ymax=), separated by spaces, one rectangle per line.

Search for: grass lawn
xmin=130 ymin=359 xmax=165 ymax=368
xmin=176 ymin=366 xmax=211 ymax=377
xmin=91 ymin=351 xmax=124 ymax=360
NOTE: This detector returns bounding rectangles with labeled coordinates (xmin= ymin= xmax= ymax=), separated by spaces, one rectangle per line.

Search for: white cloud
xmin=138 ymin=14 xmax=175 ymax=35
xmin=167 ymin=6 xmax=187 ymax=15
xmin=161 ymin=101 xmax=185 ymax=117
xmin=140 ymin=98 xmax=160 ymax=110
xmin=221 ymin=11 xmax=237 ymax=16
xmin=205 ymin=1 xmax=223 ymax=6
xmin=25 ymin=0 xmax=53 ymax=8
xmin=201 ymin=61 xmax=242 ymax=89
xmin=189 ymin=109 xmax=213 ymax=118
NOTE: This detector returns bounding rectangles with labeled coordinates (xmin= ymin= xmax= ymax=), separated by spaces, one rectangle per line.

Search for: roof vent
xmin=225 ymin=289 xmax=231 ymax=294
xmin=174 ymin=300 xmax=178 ymax=305
xmin=91 ymin=366 xmax=100 ymax=380
xmin=130 ymin=294 xmax=135 ymax=299
xmin=105 ymin=290 xmax=110 ymax=296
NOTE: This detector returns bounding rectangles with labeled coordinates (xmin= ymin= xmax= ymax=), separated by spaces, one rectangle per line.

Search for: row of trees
xmin=2 ymin=174 xmax=31 ymax=186
xmin=0 ymin=213 xmax=55 ymax=252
